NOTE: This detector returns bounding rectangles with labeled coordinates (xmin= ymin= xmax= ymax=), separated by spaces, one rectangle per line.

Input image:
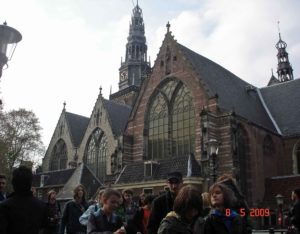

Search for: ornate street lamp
xmin=207 ymin=138 xmax=219 ymax=183
xmin=0 ymin=21 xmax=22 ymax=78
xmin=275 ymin=194 xmax=284 ymax=228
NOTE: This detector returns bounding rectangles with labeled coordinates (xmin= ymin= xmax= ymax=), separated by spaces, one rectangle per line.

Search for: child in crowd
xmin=87 ymin=188 xmax=126 ymax=234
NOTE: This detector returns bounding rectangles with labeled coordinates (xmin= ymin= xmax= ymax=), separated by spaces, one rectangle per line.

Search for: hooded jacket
xmin=158 ymin=211 xmax=193 ymax=234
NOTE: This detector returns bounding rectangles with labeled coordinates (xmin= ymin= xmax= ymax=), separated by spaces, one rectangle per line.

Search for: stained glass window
xmin=236 ymin=127 xmax=248 ymax=199
xmin=50 ymin=139 xmax=67 ymax=171
xmin=263 ymin=135 xmax=275 ymax=157
xmin=297 ymin=144 xmax=300 ymax=174
xmin=147 ymin=79 xmax=195 ymax=159
xmin=84 ymin=128 xmax=107 ymax=181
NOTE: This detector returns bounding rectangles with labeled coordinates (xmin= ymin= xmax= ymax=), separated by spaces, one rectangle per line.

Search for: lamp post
xmin=0 ymin=21 xmax=22 ymax=78
xmin=275 ymin=194 xmax=284 ymax=229
xmin=207 ymin=139 xmax=219 ymax=183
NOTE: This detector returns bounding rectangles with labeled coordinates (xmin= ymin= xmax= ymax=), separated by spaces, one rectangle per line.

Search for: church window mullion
xmin=297 ymin=144 xmax=300 ymax=174
xmin=146 ymin=79 xmax=195 ymax=160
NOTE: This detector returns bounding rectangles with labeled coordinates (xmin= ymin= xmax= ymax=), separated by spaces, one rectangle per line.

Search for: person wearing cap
xmin=147 ymin=171 xmax=183 ymax=234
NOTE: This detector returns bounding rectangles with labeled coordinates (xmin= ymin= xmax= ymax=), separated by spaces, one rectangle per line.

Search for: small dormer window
xmin=144 ymin=160 xmax=159 ymax=177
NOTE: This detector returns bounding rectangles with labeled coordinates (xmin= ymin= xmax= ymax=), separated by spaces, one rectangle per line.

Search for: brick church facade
xmin=34 ymin=3 xmax=300 ymax=226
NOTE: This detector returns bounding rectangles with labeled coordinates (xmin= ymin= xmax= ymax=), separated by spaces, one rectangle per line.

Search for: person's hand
xmin=113 ymin=226 xmax=126 ymax=234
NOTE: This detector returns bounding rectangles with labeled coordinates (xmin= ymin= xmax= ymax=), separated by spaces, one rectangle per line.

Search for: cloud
xmin=1 ymin=0 xmax=299 ymax=149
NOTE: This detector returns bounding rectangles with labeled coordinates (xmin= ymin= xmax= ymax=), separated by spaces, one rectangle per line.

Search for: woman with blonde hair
xmin=59 ymin=184 xmax=88 ymax=234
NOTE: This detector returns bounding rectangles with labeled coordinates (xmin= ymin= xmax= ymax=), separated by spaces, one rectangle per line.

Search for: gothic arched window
xmin=263 ymin=135 xmax=275 ymax=157
xmin=146 ymin=79 xmax=195 ymax=159
xmin=297 ymin=144 xmax=300 ymax=174
xmin=84 ymin=128 xmax=107 ymax=181
xmin=235 ymin=127 xmax=249 ymax=199
xmin=263 ymin=135 xmax=276 ymax=178
xmin=50 ymin=139 xmax=67 ymax=171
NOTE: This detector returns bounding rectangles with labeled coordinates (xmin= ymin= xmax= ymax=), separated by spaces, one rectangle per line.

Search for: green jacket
xmin=158 ymin=211 xmax=193 ymax=234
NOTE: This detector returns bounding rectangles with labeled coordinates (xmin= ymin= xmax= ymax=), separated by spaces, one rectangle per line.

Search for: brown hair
xmin=122 ymin=189 xmax=133 ymax=196
xmin=47 ymin=189 xmax=56 ymax=201
xmin=208 ymin=183 xmax=236 ymax=208
xmin=102 ymin=188 xmax=121 ymax=200
xmin=173 ymin=185 xmax=203 ymax=217
xmin=216 ymin=174 xmax=235 ymax=183
xmin=201 ymin=192 xmax=210 ymax=208
xmin=73 ymin=184 xmax=86 ymax=202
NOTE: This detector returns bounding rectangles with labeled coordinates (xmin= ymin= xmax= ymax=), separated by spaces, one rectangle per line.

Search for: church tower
xmin=110 ymin=2 xmax=151 ymax=106
xmin=275 ymin=32 xmax=294 ymax=82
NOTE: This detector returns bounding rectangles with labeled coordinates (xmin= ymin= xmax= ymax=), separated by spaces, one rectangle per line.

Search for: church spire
xmin=110 ymin=2 xmax=151 ymax=106
xmin=275 ymin=22 xmax=294 ymax=82
xmin=118 ymin=1 xmax=151 ymax=90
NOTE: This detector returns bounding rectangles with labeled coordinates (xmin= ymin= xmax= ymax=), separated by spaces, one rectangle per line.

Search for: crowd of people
xmin=0 ymin=166 xmax=300 ymax=234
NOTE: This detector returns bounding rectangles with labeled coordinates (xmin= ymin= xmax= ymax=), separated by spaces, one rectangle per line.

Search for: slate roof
xmin=115 ymin=154 xmax=201 ymax=184
xmin=32 ymin=168 xmax=75 ymax=188
xmin=103 ymin=99 xmax=132 ymax=136
xmin=267 ymin=75 xmax=280 ymax=86
xmin=178 ymin=44 xmax=276 ymax=132
xmin=263 ymin=175 xmax=300 ymax=207
xmin=65 ymin=112 xmax=89 ymax=147
xmin=56 ymin=164 xmax=102 ymax=200
xmin=260 ymin=78 xmax=300 ymax=136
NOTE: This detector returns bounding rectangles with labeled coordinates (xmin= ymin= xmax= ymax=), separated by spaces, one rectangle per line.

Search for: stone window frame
xmin=263 ymin=135 xmax=275 ymax=157
xmin=84 ymin=128 xmax=107 ymax=181
xmin=144 ymin=77 xmax=195 ymax=160
xmin=49 ymin=139 xmax=68 ymax=171
xmin=293 ymin=140 xmax=300 ymax=174
xmin=234 ymin=125 xmax=251 ymax=202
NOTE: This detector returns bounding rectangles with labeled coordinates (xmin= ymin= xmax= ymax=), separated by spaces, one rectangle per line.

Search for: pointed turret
xmin=110 ymin=2 xmax=151 ymax=106
xmin=267 ymin=69 xmax=280 ymax=86
xmin=275 ymin=32 xmax=294 ymax=82
xmin=119 ymin=2 xmax=151 ymax=90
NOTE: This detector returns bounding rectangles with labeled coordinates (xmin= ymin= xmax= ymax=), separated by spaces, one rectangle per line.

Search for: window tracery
xmin=84 ymin=128 xmax=107 ymax=181
xmin=50 ymin=139 xmax=67 ymax=171
xmin=297 ymin=144 xmax=300 ymax=173
xmin=146 ymin=79 xmax=195 ymax=159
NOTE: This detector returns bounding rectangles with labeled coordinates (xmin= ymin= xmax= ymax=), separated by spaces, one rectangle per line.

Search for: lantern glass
xmin=207 ymin=139 xmax=219 ymax=155
xmin=275 ymin=194 xmax=284 ymax=205
xmin=0 ymin=24 xmax=22 ymax=60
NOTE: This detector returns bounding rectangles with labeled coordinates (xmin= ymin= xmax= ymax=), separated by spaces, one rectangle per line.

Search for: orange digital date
xmin=225 ymin=208 xmax=270 ymax=217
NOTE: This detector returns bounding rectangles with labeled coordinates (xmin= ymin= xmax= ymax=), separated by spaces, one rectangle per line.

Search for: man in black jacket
xmin=147 ymin=171 xmax=183 ymax=234
xmin=289 ymin=188 xmax=300 ymax=233
xmin=0 ymin=174 xmax=7 ymax=202
xmin=0 ymin=166 xmax=47 ymax=234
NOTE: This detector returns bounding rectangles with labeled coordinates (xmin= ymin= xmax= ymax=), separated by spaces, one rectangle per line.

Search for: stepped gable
xmin=178 ymin=43 xmax=276 ymax=132
xmin=103 ymin=99 xmax=132 ymax=136
xmin=260 ymin=78 xmax=300 ymax=136
xmin=65 ymin=112 xmax=89 ymax=147
xmin=115 ymin=154 xmax=201 ymax=184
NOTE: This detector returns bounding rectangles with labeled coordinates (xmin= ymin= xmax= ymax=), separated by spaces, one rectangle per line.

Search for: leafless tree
xmin=0 ymin=108 xmax=45 ymax=174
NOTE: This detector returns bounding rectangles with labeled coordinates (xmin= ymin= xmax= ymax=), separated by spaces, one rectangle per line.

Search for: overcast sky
xmin=1 ymin=0 xmax=299 ymax=151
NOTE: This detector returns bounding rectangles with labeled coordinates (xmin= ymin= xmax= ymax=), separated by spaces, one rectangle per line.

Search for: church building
xmin=34 ymin=3 xmax=300 ymax=225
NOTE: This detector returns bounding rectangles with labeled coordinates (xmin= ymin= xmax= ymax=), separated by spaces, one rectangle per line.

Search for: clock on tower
xmin=120 ymin=71 xmax=128 ymax=82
